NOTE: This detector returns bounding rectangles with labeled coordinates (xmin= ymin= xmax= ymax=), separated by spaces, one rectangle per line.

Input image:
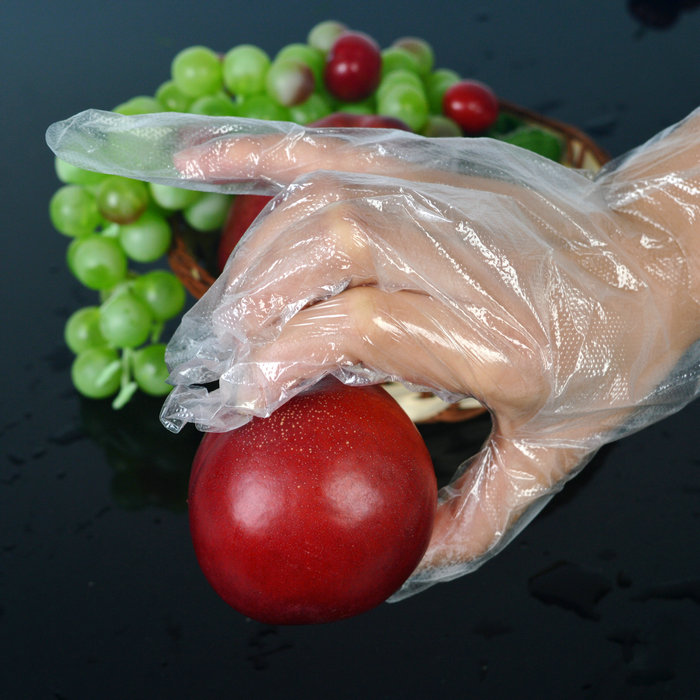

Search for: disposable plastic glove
xmin=46 ymin=109 xmax=700 ymax=599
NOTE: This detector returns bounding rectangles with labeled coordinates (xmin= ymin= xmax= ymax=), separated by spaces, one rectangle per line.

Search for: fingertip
xmin=172 ymin=146 xmax=208 ymax=181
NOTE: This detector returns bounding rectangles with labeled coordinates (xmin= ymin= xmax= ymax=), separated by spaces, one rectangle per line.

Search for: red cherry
xmin=188 ymin=378 xmax=437 ymax=625
xmin=442 ymin=79 xmax=499 ymax=134
xmin=216 ymin=194 xmax=272 ymax=271
xmin=324 ymin=31 xmax=382 ymax=102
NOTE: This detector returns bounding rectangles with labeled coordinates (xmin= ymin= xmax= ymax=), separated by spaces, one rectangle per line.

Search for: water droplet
xmin=528 ymin=560 xmax=612 ymax=619
xmin=49 ymin=425 xmax=86 ymax=446
xmin=473 ymin=618 xmax=512 ymax=639
xmin=633 ymin=580 xmax=700 ymax=605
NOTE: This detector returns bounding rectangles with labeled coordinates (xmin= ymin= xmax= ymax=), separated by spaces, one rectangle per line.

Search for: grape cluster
xmin=52 ymin=164 xmax=191 ymax=407
xmin=51 ymin=20 xmax=562 ymax=408
xmin=108 ymin=19 xmax=563 ymax=142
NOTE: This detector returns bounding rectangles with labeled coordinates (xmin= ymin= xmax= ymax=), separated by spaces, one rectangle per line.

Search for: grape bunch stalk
xmin=50 ymin=19 xmax=563 ymax=408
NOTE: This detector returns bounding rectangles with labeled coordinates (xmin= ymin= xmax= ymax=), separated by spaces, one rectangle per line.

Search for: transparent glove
xmin=47 ymin=109 xmax=700 ymax=600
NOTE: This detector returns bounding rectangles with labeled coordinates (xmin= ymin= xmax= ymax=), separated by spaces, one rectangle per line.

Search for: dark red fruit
xmin=309 ymin=112 xmax=365 ymax=128
xmin=442 ymin=79 xmax=499 ymax=134
xmin=355 ymin=114 xmax=412 ymax=130
xmin=217 ymin=194 xmax=271 ymax=271
xmin=310 ymin=112 xmax=411 ymax=131
xmin=324 ymin=31 xmax=382 ymax=102
xmin=188 ymin=379 xmax=437 ymax=625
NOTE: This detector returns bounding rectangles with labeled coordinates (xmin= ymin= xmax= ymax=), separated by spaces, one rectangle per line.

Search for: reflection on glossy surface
xmin=230 ymin=472 xmax=283 ymax=530
xmin=528 ymin=560 xmax=612 ymax=620
xmin=325 ymin=463 xmax=385 ymax=524
xmin=79 ymin=393 xmax=202 ymax=511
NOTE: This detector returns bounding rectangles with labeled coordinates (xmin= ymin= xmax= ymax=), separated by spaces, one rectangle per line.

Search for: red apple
xmin=216 ymin=193 xmax=271 ymax=271
xmin=188 ymin=378 xmax=437 ymax=624
xmin=309 ymin=112 xmax=364 ymax=128
xmin=355 ymin=114 xmax=412 ymax=130
xmin=310 ymin=112 xmax=411 ymax=130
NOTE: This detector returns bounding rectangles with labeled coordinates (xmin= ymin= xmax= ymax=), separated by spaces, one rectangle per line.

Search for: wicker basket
xmin=168 ymin=103 xmax=609 ymax=423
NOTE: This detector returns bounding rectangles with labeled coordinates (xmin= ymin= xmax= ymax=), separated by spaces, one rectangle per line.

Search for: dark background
xmin=2 ymin=1 xmax=699 ymax=698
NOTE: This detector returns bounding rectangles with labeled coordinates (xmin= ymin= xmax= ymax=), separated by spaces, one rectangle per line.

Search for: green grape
xmin=392 ymin=37 xmax=435 ymax=76
xmin=189 ymin=93 xmax=238 ymax=116
xmin=68 ymin=234 xmax=127 ymax=290
xmin=380 ymin=47 xmax=421 ymax=78
xmin=307 ymin=20 xmax=347 ymax=53
xmin=131 ymin=344 xmax=171 ymax=396
xmin=235 ymin=94 xmax=290 ymax=121
xmin=55 ymin=158 xmax=106 ymax=186
xmin=275 ymin=43 xmax=325 ymax=84
xmin=421 ymin=114 xmax=462 ymax=137
xmin=71 ymin=347 xmax=121 ymax=399
xmin=265 ymin=58 xmax=315 ymax=107
xmin=486 ymin=111 xmax=526 ymax=138
xmin=49 ymin=185 xmax=101 ymax=237
xmin=333 ymin=97 xmax=376 ymax=115
xmin=376 ymin=69 xmax=424 ymax=103
xmin=132 ymin=270 xmax=186 ymax=321
xmin=501 ymin=127 xmax=563 ymax=162
xmin=64 ymin=306 xmax=108 ymax=354
xmin=118 ymin=210 xmax=172 ymax=263
xmin=172 ymin=45 xmax=223 ymax=98
xmin=148 ymin=183 xmax=202 ymax=210
xmin=377 ymin=82 xmax=429 ymax=132
xmin=96 ymin=176 xmax=149 ymax=224
xmin=99 ymin=291 xmax=153 ymax=348
xmin=183 ymin=192 xmax=232 ymax=232
xmin=155 ymin=80 xmax=193 ymax=112
xmin=222 ymin=45 xmax=271 ymax=96
xmin=425 ymin=68 xmax=460 ymax=114
xmin=289 ymin=92 xmax=332 ymax=124
xmin=113 ymin=96 xmax=162 ymax=115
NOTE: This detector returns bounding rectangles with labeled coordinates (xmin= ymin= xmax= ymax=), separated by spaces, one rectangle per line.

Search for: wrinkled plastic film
xmin=47 ymin=108 xmax=590 ymax=195
xmin=47 ymin=108 xmax=700 ymax=597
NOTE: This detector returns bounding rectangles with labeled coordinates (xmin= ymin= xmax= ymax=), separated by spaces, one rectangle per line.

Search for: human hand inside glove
xmin=47 ymin=108 xmax=700 ymax=598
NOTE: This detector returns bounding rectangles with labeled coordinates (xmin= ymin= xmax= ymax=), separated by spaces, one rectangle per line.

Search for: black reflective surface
xmin=2 ymin=2 xmax=699 ymax=698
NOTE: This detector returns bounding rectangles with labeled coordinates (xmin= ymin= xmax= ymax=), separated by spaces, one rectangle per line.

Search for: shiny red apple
xmin=188 ymin=378 xmax=437 ymax=624
xmin=216 ymin=193 xmax=271 ymax=271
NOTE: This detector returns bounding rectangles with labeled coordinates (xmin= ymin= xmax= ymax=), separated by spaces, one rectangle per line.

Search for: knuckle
xmin=341 ymin=287 xmax=380 ymax=340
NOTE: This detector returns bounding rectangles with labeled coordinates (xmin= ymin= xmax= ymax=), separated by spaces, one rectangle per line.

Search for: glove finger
xmin=173 ymin=123 xmax=421 ymax=189
xmin=207 ymin=286 xmax=489 ymax=421
xmin=219 ymin=179 xmax=464 ymax=341
xmin=220 ymin=173 xmax=554 ymax=351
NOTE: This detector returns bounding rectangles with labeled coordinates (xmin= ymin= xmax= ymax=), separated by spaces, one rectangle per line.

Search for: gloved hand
xmin=47 ymin=108 xmax=700 ymax=599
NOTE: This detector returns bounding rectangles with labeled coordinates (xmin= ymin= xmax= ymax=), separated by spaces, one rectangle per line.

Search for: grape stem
xmin=112 ymin=347 xmax=138 ymax=409
xmin=101 ymin=223 xmax=120 ymax=238
xmin=96 ymin=359 xmax=121 ymax=388
xmin=151 ymin=320 xmax=164 ymax=344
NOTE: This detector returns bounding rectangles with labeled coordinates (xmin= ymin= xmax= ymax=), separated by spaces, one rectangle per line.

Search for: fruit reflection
xmin=79 ymin=393 xmax=201 ymax=511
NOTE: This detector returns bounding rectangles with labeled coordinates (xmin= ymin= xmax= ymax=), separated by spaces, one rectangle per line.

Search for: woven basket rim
xmin=497 ymin=99 xmax=611 ymax=167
